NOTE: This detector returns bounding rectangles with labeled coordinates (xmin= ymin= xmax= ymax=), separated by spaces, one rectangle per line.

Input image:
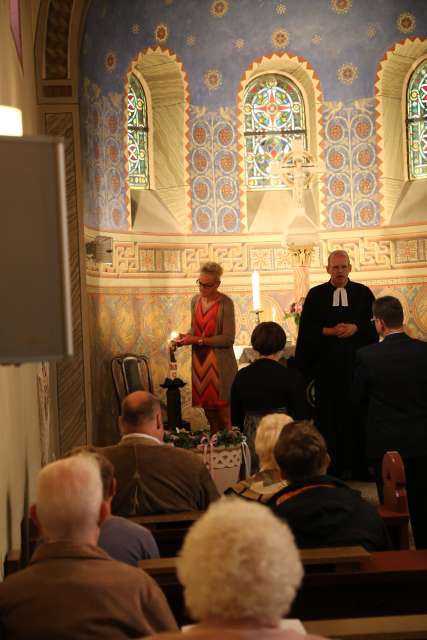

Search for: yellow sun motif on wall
xmin=210 ymin=0 xmax=229 ymax=18
xmin=337 ymin=63 xmax=358 ymax=85
xmin=271 ymin=28 xmax=289 ymax=49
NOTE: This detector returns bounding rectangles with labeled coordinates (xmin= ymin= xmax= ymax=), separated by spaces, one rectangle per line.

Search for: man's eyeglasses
xmin=370 ymin=317 xmax=378 ymax=323
xmin=196 ymin=279 xmax=218 ymax=288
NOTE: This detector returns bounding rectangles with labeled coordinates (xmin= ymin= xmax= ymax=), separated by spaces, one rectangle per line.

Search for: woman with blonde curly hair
xmin=149 ymin=499 xmax=328 ymax=640
xmin=225 ymin=413 xmax=293 ymax=502
xmin=175 ymin=261 xmax=237 ymax=431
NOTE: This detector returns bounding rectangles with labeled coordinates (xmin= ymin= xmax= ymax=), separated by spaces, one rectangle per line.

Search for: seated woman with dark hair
xmin=230 ymin=322 xmax=308 ymax=470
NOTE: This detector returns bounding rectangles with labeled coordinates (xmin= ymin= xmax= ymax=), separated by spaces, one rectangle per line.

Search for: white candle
xmin=252 ymin=271 xmax=261 ymax=311
xmin=272 ymin=307 xmax=277 ymax=323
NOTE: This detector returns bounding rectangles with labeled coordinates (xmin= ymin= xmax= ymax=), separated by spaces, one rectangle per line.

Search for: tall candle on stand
xmin=169 ymin=331 xmax=179 ymax=378
xmin=252 ymin=270 xmax=261 ymax=311
xmin=272 ymin=307 xmax=277 ymax=323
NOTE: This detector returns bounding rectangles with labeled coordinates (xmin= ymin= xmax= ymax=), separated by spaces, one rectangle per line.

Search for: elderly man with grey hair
xmin=0 ymin=455 xmax=177 ymax=639
xmin=150 ymin=499 xmax=328 ymax=640
xmin=295 ymin=250 xmax=378 ymax=479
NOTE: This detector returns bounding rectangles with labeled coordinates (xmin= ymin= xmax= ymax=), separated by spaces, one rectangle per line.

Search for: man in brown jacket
xmin=99 ymin=391 xmax=219 ymax=516
xmin=0 ymin=455 xmax=177 ymax=640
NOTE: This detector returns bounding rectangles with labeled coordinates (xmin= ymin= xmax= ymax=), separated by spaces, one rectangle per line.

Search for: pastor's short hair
xmin=274 ymin=420 xmax=327 ymax=482
xmin=251 ymin=321 xmax=286 ymax=356
xmin=177 ymin=498 xmax=303 ymax=624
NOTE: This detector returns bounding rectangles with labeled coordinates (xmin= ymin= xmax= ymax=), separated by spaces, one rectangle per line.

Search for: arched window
xmin=244 ymin=73 xmax=306 ymax=190
xmin=127 ymin=73 xmax=149 ymax=189
xmin=407 ymin=58 xmax=427 ymax=180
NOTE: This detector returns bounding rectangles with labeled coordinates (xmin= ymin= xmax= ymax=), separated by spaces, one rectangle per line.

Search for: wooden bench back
xmin=378 ymin=451 xmax=410 ymax=549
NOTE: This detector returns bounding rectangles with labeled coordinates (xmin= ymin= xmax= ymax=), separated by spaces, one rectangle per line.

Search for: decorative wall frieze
xmin=85 ymin=225 xmax=427 ymax=284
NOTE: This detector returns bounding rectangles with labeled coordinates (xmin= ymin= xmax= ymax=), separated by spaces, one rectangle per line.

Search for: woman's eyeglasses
xmin=196 ymin=279 xmax=218 ymax=288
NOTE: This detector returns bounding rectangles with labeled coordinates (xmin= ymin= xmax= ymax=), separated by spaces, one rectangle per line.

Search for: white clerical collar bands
xmin=332 ymin=287 xmax=348 ymax=307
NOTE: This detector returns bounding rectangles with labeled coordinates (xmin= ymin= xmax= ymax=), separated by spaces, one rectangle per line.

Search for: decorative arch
xmin=375 ymin=37 xmax=427 ymax=224
xmin=125 ymin=47 xmax=191 ymax=232
xmin=237 ymin=52 xmax=324 ymax=232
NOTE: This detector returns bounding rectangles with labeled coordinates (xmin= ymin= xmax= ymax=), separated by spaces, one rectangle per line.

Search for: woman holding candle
xmin=175 ymin=262 xmax=237 ymax=432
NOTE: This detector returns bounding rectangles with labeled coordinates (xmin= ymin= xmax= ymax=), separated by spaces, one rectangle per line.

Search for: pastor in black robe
xmin=295 ymin=280 xmax=378 ymax=477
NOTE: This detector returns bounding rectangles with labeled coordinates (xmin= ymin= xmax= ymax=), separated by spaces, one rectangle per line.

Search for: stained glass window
xmin=407 ymin=59 xmax=427 ymax=180
xmin=127 ymin=74 xmax=149 ymax=188
xmin=244 ymin=74 xmax=307 ymax=190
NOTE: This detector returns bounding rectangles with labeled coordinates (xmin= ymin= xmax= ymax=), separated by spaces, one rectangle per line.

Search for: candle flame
xmin=170 ymin=331 xmax=179 ymax=340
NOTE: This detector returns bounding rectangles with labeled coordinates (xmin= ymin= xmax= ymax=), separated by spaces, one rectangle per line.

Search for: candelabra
xmin=251 ymin=309 xmax=264 ymax=325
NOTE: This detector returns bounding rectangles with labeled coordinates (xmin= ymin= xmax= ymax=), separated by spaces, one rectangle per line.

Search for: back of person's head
xmin=255 ymin=413 xmax=294 ymax=471
xmin=177 ymin=498 xmax=303 ymax=625
xmin=251 ymin=321 xmax=286 ymax=356
xmin=274 ymin=420 xmax=328 ymax=483
xmin=34 ymin=455 xmax=103 ymax=542
xmin=120 ymin=390 xmax=161 ymax=434
xmin=65 ymin=446 xmax=114 ymax=500
xmin=372 ymin=296 xmax=404 ymax=328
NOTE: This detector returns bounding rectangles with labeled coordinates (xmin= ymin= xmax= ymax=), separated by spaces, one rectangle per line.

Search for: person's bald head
xmin=119 ymin=391 xmax=164 ymax=440
xmin=31 ymin=455 xmax=107 ymax=544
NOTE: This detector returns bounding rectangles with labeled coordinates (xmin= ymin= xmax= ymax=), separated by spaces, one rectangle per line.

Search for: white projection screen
xmin=0 ymin=135 xmax=73 ymax=363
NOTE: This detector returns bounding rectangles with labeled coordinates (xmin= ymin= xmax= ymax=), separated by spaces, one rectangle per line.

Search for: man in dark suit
xmin=99 ymin=391 xmax=219 ymax=516
xmin=353 ymin=295 xmax=427 ymax=549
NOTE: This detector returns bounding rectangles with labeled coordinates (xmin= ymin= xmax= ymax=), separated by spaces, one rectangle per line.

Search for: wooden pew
xmin=378 ymin=451 xmax=410 ymax=549
xmin=129 ymin=511 xmax=203 ymax=557
xmin=139 ymin=549 xmax=427 ymax=628
xmin=139 ymin=545 xmax=371 ymax=581
xmin=304 ymin=614 xmax=427 ymax=639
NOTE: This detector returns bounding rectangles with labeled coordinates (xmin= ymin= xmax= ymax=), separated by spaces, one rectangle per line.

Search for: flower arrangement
xmin=283 ymin=297 xmax=305 ymax=326
xmin=164 ymin=427 xmax=244 ymax=450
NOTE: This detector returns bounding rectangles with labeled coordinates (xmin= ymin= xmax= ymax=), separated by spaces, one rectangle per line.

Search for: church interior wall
xmin=0 ymin=0 xmax=42 ymax=575
xmin=79 ymin=0 xmax=427 ymax=442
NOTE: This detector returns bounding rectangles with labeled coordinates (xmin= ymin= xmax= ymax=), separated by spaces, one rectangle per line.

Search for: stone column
xmin=287 ymin=244 xmax=314 ymax=300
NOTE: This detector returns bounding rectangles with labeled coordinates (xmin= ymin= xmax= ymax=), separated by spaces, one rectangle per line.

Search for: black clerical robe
xmin=295 ymin=280 xmax=378 ymax=476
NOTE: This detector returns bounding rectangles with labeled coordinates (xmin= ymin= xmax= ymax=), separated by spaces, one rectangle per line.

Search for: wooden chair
xmin=111 ymin=353 xmax=154 ymax=416
xmin=378 ymin=451 xmax=410 ymax=549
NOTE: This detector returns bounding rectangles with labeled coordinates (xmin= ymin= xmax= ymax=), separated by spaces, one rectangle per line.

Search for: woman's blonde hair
xmin=200 ymin=261 xmax=223 ymax=280
xmin=255 ymin=413 xmax=294 ymax=470
xmin=177 ymin=498 xmax=303 ymax=624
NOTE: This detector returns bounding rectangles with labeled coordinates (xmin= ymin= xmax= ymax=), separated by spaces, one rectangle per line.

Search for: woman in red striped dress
xmin=175 ymin=262 xmax=237 ymax=431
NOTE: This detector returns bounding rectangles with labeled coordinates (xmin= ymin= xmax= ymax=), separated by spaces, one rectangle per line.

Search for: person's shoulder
xmin=96 ymin=443 xmax=120 ymax=457
xmin=307 ymin=282 xmax=330 ymax=296
xmin=219 ymin=292 xmax=234 ymax=306
xmin=356 ymin=341 xmax=379 ymax=359
xmin=107 ymin=515 xmax=150 ymax=536
xmin=348 ymin=279 xmax=374 ymax=295
xmin=160 ymin=444 xmax=205 ymax=467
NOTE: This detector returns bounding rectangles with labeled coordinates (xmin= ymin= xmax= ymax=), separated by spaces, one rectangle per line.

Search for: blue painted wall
xmin=80 ymin=0 xmax=427 ymax=231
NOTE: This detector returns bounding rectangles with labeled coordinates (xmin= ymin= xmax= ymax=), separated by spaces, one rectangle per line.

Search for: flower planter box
xmin=165 ymin=429 xmax=250 ymax=494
